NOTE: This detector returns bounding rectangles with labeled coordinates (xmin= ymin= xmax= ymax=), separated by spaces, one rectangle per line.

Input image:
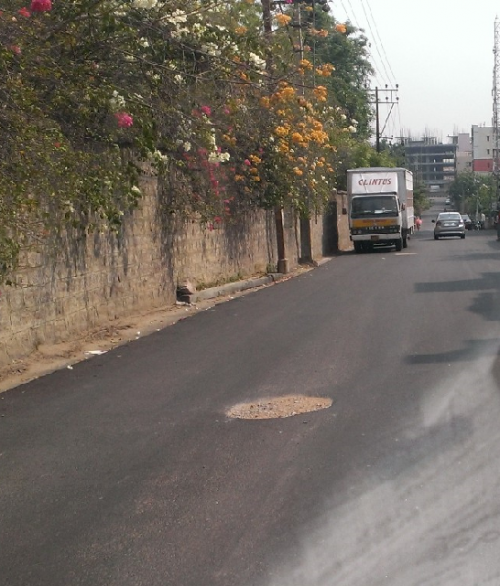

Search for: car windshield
xmin=351 ymin=195 xmax=398 ymax=217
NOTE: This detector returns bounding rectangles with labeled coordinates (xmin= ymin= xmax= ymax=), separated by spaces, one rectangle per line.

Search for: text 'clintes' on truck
xmin=346 ymin=167 xmax=414 ymax=253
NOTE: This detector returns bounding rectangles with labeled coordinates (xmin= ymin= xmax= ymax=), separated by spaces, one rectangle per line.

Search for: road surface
xmin=2 ymin=201 xmax=500 ymax=586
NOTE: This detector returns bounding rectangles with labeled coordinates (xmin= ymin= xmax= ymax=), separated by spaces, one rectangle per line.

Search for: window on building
xmin=487 ymin=135 xmax=490 ymax=141
xmin=487 ymin=149 xmax=490 ymax=155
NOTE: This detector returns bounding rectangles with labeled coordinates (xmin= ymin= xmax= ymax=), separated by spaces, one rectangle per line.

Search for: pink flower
xmin=223 ymin=107 xmax=230 ymax=115
xmin=10 ymin=45 xmax=21 ymax=55
xmin=214 ymin=216 xmax=222 ymax=224
xmin=31 ymin=0 xmax=52 ymax=12
xmin=18 ymin=7 xmax=31 ymax=16
xmin=114 ymin=112 xmax=134 ymax=128
xmin=244 ymin=159 xmax=251 ymax=166
xmin=200 ymin=105 xmax=212 ymax=117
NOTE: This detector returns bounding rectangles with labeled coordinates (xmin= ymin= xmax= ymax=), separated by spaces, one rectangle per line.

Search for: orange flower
xmin=336 ymin=23 xmax=347 ymax=34
xmin=275 ymin=14 xmax=292 ymax=26
xmin=280 ymin=86 xmax=296 ymax=99
xmin=274 ymin=126 xmax=289 ymax=137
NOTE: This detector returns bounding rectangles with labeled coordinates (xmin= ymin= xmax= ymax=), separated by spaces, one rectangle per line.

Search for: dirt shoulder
xmin=0 ymin=265 xmax=317 ymax=394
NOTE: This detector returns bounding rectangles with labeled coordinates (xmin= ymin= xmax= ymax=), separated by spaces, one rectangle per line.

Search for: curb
xmin=186 ymin=257 xmax=332 ymax=304
xmin=190 ymin=273 xmax=284 ymax=303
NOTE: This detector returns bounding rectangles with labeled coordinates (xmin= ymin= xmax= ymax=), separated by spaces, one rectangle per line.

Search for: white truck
xmin=346 ymin=167 xmax=414 ymax=253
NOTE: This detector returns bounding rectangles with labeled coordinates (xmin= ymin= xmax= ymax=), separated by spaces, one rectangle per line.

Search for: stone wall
xmin=0 ymin=175 xmax=335 ymax=368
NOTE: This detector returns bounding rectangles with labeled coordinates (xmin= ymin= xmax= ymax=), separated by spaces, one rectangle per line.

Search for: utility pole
xmin=371 ymin=85 xmax=399 ymax=152
xmin=261 ymin=0 xmax=288 ymax=273
xmin=493 ymin=17 xmax=500 ymax=205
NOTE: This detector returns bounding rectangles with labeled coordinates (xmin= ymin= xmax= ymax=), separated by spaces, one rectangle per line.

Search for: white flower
xmin=110 ymin=90 xmax=126 ymax=110
xmin=183 ymin=141 xmax=192 ymax=152
xmin=132 ymin=0 xmax=158 ymax=9
xmin=171 ymin=27 xmax=190 ymax=39
xmin=248 ymin=52 xmax=266 ymax=70
xmin=348 ymin=126 xmax=357 ymax=133
xmin=153 ymin=150 xmax=169 ymax=163
xmin=208 ymin=133 xmax=217 ymax=147
xmin=208 ymin=151 xmax=231 ymax=163
xmin=192 ymin=23 xmax=205 ymax=33
xmin=201 ymin=42 xmax=221 ymax=57
xmin=166 ymin=9 xmax=187 ymax=24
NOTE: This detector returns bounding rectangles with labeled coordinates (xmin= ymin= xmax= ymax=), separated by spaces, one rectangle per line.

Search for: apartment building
xmin=403 ymin=137 xmax=457 ymax=192
xmin=471 ymin=125 xmax=495 ymax=174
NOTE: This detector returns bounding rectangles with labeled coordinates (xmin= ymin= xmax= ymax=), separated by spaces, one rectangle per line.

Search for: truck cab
xmin=347 ymin=168 xmax=413 ymax=253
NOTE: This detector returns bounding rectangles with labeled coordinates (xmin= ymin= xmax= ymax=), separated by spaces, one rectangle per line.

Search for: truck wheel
xmin=434 ymin=235 xmax=439 ymax=240
xmin=353 ymin=242 xmax=363 ymax=253
xmin=402 ymin=234 xmax=408 ymax=248
xmin=395 ymin=238 xmax=403 ymax=252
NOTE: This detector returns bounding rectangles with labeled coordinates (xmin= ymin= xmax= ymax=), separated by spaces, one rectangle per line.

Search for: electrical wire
xmin=360 ymin=0 xmax=397 ymax=86
xmin=337 ymin=0 xmax=384 ymax=88
xmin=358 ymin=0 xmax=393 ymax=86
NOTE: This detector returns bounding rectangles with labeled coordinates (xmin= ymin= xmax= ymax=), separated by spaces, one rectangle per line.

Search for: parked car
xmin=461 ymin=214 xmax=474 ymax=230
xmin=432 ymin=212 xmax=466 ymax=240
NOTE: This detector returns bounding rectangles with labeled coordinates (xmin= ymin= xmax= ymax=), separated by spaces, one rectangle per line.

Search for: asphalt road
xmin=2 ymin=200 xmax=500 ymax=586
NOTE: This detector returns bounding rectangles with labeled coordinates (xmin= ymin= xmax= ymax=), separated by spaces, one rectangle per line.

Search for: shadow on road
xmin=405 ymin=338 xmax=500 ymax=364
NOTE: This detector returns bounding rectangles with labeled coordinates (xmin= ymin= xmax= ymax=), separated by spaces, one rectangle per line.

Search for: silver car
xmin=433 ymin=212 xmax=466 ymax=240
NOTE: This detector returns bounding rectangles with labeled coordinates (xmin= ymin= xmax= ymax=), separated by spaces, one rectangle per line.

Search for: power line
xmin=360 ymin=0 xmax=397 ymax=85
xmin=358 ymin=0 xmax=393 ymax=85
xmin=337 ymin=0 xmax=385 ymax=87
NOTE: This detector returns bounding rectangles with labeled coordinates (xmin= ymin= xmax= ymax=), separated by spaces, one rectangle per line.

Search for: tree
xmin=0 ymin=0 xmax=376 ymax=281
xmin=447 ymin=172 xmax=496 ymax=214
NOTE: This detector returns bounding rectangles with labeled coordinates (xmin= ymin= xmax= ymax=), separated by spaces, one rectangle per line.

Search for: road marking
xmin=395 ymin=252 xmax=417 ymax=256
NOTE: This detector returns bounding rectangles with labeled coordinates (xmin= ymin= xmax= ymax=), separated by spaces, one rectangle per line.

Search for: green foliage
xmin=448 ymin=172 xmax=497 ymax=213
xmin=0 ymin=0 xmax=378 ymax=281
xmin=304 ymin=11 xmax=374 ymax=138
xmin=413 ymin=181 xmax=430 ymax=216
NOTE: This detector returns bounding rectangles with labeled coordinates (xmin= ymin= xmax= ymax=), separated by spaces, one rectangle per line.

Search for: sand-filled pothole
xmin=226 ymin=394 xmax=332 ymax=420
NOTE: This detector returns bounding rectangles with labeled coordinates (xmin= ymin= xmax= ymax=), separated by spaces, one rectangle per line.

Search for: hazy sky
xmin=331 ymin=0 xmax=500 ymax=142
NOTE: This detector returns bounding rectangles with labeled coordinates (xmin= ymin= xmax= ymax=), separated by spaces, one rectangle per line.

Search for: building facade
xmin=471 ymin=125 xmax=495 ymax=175
xmin=403 ymin=137 xmax=457 ymax=192
xmin=451 ymin=133 xmax=472 ymax=174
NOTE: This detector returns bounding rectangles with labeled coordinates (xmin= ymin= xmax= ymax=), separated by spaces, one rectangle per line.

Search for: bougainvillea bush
xmin=0 ymin=0 xmax=373 ymax=279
